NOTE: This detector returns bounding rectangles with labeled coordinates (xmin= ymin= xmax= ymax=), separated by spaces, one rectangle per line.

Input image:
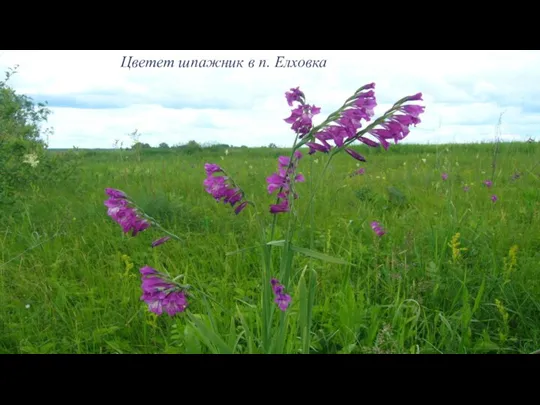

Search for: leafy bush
xmin=0 ymin=65 xmax=81 ymax=207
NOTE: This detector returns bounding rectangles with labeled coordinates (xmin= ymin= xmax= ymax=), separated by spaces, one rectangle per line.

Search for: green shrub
xmin=0 ymin=65 xmax=81 ymax=208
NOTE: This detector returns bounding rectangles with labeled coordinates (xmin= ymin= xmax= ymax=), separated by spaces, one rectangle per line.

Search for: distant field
xmin=1 ymin=142 xmax=539 ymax=354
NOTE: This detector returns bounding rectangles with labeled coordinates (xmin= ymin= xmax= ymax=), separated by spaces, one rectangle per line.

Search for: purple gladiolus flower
xmin=203 ymin=163 xmax=248 ymax=214
xmin=368 ymin=116 xmax=418 ymax=149
xmin=131 ymin=218 xmax=151 ymax=236
xmin=357 ymin=137 xmax=379 ymax=148
xmin=345 ymin=148 xmax=366 ymax=162
xmin=270 ymin=199 xmax=289 ymax=214
xmin=267 ymin=152 xmax=305 ymax=214
xmin=301 ymin=83 xmax=424 ymax=157
xmin=104 ymin=189 xmax=151 ymax=237
xmin=285 ymin=87 xmax=305 ymax=106
xmin=266 ymin=173 xmax=285 ymax=194
xmin=306 ymin=86 xmax=378 ymax=155
xmin=204 ymin=163 xmax=223 ymax=176
xmin=364 ymin=93 xmax=425 ymax=150
xmin=151 ymin=236 xmax=171 ymax=248
xmin=404 ymin=92 xmax=423 ymax=101
xmin=104 ymin=196 xmax=127 ymax=209
xmin=371 ymin=221 xmax=385 ymax=237
xmin=442 ymin=173 xmax=448 ymax=181
xmin=484 ymin=180 xmax=492 ymax=188
xmin=284 ymin=104 xmax=321 ymax=137
xmin=306 ymin=142 xmax=331 ymax=154
xmin=353 ymin=167 xmax=366 ymax=176
xmin=491 ymin=194 xmax=498 ymax=203
xmin=271 ymin=278 xmax=291 ymax=311
xmin=105 ymin=188 xmax=127 ymax=199
xmin=234 ymin=201 xmax=248 ymax=215
xmin=350 ymin=167 xmax=365 ymax=177
xmin=140 ymin=266 xmax=188 ymax=316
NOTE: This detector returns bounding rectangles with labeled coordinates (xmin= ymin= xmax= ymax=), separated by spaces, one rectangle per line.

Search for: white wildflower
xmin=23 ymin=153 xmax=40 ymax=168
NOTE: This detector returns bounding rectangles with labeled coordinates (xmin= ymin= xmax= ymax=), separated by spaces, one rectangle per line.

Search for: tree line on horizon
xmin=128 ymin=139 xmax=280 ymax=151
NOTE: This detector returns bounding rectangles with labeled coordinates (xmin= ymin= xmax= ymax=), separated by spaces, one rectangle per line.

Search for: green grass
xmin=1 ymin=141 xmax=539 ymax=354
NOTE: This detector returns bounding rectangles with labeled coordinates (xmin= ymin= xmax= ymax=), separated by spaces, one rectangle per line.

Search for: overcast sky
xmin=1 ymin=50 xmax=539 ymax=149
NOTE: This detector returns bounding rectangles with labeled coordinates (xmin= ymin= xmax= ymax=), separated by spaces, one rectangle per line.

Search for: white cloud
xmin=1 ymin=50 xmax=539 ymax=148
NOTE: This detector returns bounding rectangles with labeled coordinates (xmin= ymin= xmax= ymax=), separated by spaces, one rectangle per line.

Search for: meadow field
xmin=1 ymin=141 xmax=539 ymax=354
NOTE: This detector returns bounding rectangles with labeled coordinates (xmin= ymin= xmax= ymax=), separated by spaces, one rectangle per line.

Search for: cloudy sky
xmin=1 ymin=50 xmax=539 ymax=149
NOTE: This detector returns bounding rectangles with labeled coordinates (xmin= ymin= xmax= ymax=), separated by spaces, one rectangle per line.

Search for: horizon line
xmin=47 ymin=139 xmax=538 ymax=150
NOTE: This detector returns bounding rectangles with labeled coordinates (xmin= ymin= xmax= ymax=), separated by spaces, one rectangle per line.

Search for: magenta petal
xmin=140 ymin=265 xmax=158 ymax=276
xmin=104 ymin=197 xmax=127 ymax=208
xmin=357 ymin=137 xmax=379 ymax=148
xmin=278 ymin=156 xmax=290 ymax=167
xmin=270 ymin=278 xmax=291 ymax=311
xmin=234 ymin=201 xmax=248 ymax=215
xmin=345 ymin=148 xmax=366 ymax=162
xmin=151 ymin=236 xmax=171 ymax=248
xmin=370 ymin=221 xmax=385 ymax=237
xmin=105 ymin=188 xmax=127 ymax=199
xmin=360 ymin=82 xmax=375 ymax=91
xmin=204 ymin=163 xmax=222 ymax=175
xmin=285 ymin=87 xmax=304 ymax=106
xmin=270 ymin=200 xmax=289 ymax=214
xmin=405 ymin=92 xmax=423 ymax=101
